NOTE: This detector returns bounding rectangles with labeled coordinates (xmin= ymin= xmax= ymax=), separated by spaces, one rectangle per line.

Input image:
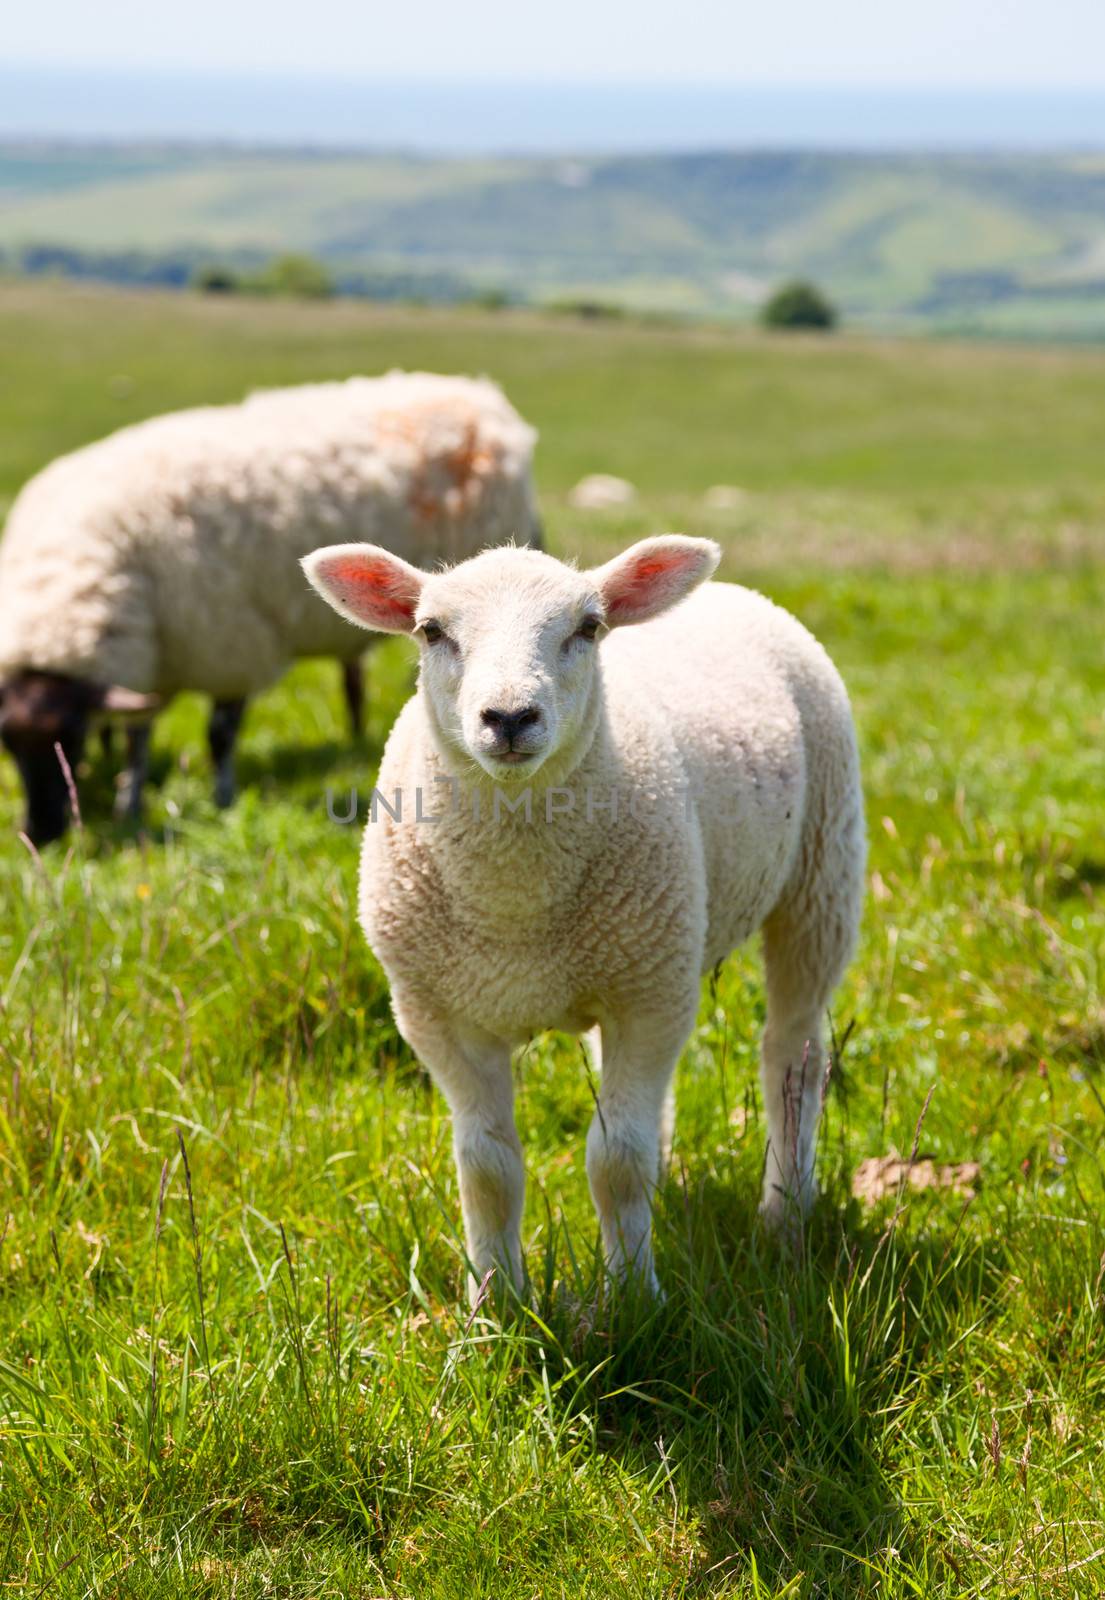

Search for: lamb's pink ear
xmin=302 ymin=543 xmax=424 ymax=634
xmin=592 ymin=536 xmax=721 ymax=628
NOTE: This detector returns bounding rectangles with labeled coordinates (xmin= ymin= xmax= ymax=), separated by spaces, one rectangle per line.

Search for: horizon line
xmin=6 ymin=63 xmax=1105 ymax=92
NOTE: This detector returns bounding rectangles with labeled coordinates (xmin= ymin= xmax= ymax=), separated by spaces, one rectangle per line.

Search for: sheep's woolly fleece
xmin=0 ymin=373 xmax=538 ymax=699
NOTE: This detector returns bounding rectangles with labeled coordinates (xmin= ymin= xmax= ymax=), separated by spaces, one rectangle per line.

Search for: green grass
xmin=1 ymin=285 xmax=1104 ymax=1597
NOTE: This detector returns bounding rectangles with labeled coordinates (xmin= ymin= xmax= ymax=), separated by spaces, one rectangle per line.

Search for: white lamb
xmin=0 ymin=372 xmax=539 ymax=844
xmin=303 ymin=534 xmax=865 ymax=1298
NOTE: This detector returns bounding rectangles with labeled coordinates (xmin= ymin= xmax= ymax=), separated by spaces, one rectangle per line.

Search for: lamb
xmin=302 ymin=534 xmax=865 ymax=1298
xmin=0 ymin=372 xmax=540 ymax=844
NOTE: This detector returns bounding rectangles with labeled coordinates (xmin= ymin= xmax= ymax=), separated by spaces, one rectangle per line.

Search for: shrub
xmin=545 ymin=298 xmax=625 ymax=321
xmin=193 ymin=264 xmax=240 ymax=295
xmin=468 ymin=287 xmax=511 ymax=312
xmin=761 ymin=280 xmax=838 ymax=331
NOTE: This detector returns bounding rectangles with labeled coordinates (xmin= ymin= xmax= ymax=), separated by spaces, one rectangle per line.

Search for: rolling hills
xmin=3 ymin=141 xmax=1105 ymax=333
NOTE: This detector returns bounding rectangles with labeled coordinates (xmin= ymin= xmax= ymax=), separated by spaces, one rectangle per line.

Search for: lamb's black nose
xmin=480 ymin=706 xmax=542 ymax=745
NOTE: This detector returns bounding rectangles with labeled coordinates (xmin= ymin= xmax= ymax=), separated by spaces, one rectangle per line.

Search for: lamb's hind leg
xmin=759 ymin=806 xmax=864 ymax=1229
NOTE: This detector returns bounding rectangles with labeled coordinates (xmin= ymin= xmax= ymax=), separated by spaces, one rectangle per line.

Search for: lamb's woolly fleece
xmin=0 ymin=373 xmax=537 ymax=698
xmin=343 ymin=545 xmax=865 ymax=1289
xmin=363 ymin=568 xmax=862 ymax=1044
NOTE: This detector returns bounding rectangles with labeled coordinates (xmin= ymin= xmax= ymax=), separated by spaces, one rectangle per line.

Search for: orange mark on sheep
xmin=372 ymin=404 xmax=503 ymax=525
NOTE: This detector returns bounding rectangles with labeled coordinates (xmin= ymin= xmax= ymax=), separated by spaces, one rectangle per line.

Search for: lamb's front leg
xmin=586 ymin=1008 xmax=695 ymax=1294
xmin=397 ymin=1007 xmax=524 ymax=1304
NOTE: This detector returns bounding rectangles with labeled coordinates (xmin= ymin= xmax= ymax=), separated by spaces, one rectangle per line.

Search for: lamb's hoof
xmin=606 ymin=1255 xmax=664 ymax=1302
xmin=759 ymin=1183 xmax=814 ymax=1252
xmin=633 ymin=1261 xmax=664 ymax=1301
xmin=467 ymin=1261 xmax=530 ymax=1321
xmin=214 ymin=779 xmax=236 ymax=810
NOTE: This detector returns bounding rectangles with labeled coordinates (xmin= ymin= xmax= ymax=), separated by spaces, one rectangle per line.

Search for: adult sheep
xmin=0 ymin=372 xmax=539 ymax=844
xmin=302 ymin=534 xmax=865 ymax=1299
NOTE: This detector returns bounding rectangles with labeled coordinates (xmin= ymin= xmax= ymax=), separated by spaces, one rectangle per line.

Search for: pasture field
xmin=1 ymin=283 xmax=1104 ymax=1597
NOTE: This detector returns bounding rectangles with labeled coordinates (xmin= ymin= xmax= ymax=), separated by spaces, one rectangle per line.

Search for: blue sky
xmin=6 ymin=0 xmax=1105 ymax=85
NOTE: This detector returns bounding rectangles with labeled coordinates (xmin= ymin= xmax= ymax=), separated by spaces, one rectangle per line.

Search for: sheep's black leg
xmin=342 ymin=659 xmax=364 ymax=739
xmin=99 ymin=724 xmax=114 ymax=760
xmin=114 ymin=722 xmax=151 ymax=823
xmin=209 ymin=697 xmax=246 ymax=809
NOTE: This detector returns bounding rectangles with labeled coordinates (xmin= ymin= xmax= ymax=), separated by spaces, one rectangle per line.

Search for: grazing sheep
xmin=303 ymin=534 xmax=865 ymax=1299
xmin=0 ymin=373 xmax=539 ymax=844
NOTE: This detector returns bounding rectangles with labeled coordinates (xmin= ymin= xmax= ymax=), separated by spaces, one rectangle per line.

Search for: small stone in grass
xmin=703 ymin=484 xmax=747 ymax=511
xmin=852 ymin=1149 xmax=981 ymax=1205
xmin=568 ymin=473 xmax=637 ymax=510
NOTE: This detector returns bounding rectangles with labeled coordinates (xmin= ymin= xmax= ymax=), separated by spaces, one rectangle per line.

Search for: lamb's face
xmin=414 ymin=552 xmax=604 ymax=780
xmin=302 ymin=534 xmax=722 ymax=782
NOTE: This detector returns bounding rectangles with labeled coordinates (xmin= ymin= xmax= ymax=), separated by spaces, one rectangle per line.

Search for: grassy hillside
xmin=1 ymin=285 xmax=1104 ymax=1596
xmin=4 ymin=144 xmax=1105 ymax=333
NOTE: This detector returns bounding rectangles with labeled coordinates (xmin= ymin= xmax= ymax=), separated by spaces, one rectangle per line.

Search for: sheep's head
xmin=302 ymin=536 xmax=720 ymax=782
xmin=0 ymin=672 xmax=158 ymax=845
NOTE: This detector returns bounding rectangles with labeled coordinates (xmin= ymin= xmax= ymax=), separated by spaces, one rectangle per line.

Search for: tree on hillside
xmin=762 ymin=280 xmax=838 ymax=330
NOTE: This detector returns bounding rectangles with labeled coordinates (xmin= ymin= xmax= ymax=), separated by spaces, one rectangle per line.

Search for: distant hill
xmin=3 ymin=142 xmax=1105 ymax=335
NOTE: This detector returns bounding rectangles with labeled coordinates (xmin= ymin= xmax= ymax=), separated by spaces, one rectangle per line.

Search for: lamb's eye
xmin=420 ymin=620 xmax=446 ymax=645
xmin=573 ymin=615 xmax=602 ymax=643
